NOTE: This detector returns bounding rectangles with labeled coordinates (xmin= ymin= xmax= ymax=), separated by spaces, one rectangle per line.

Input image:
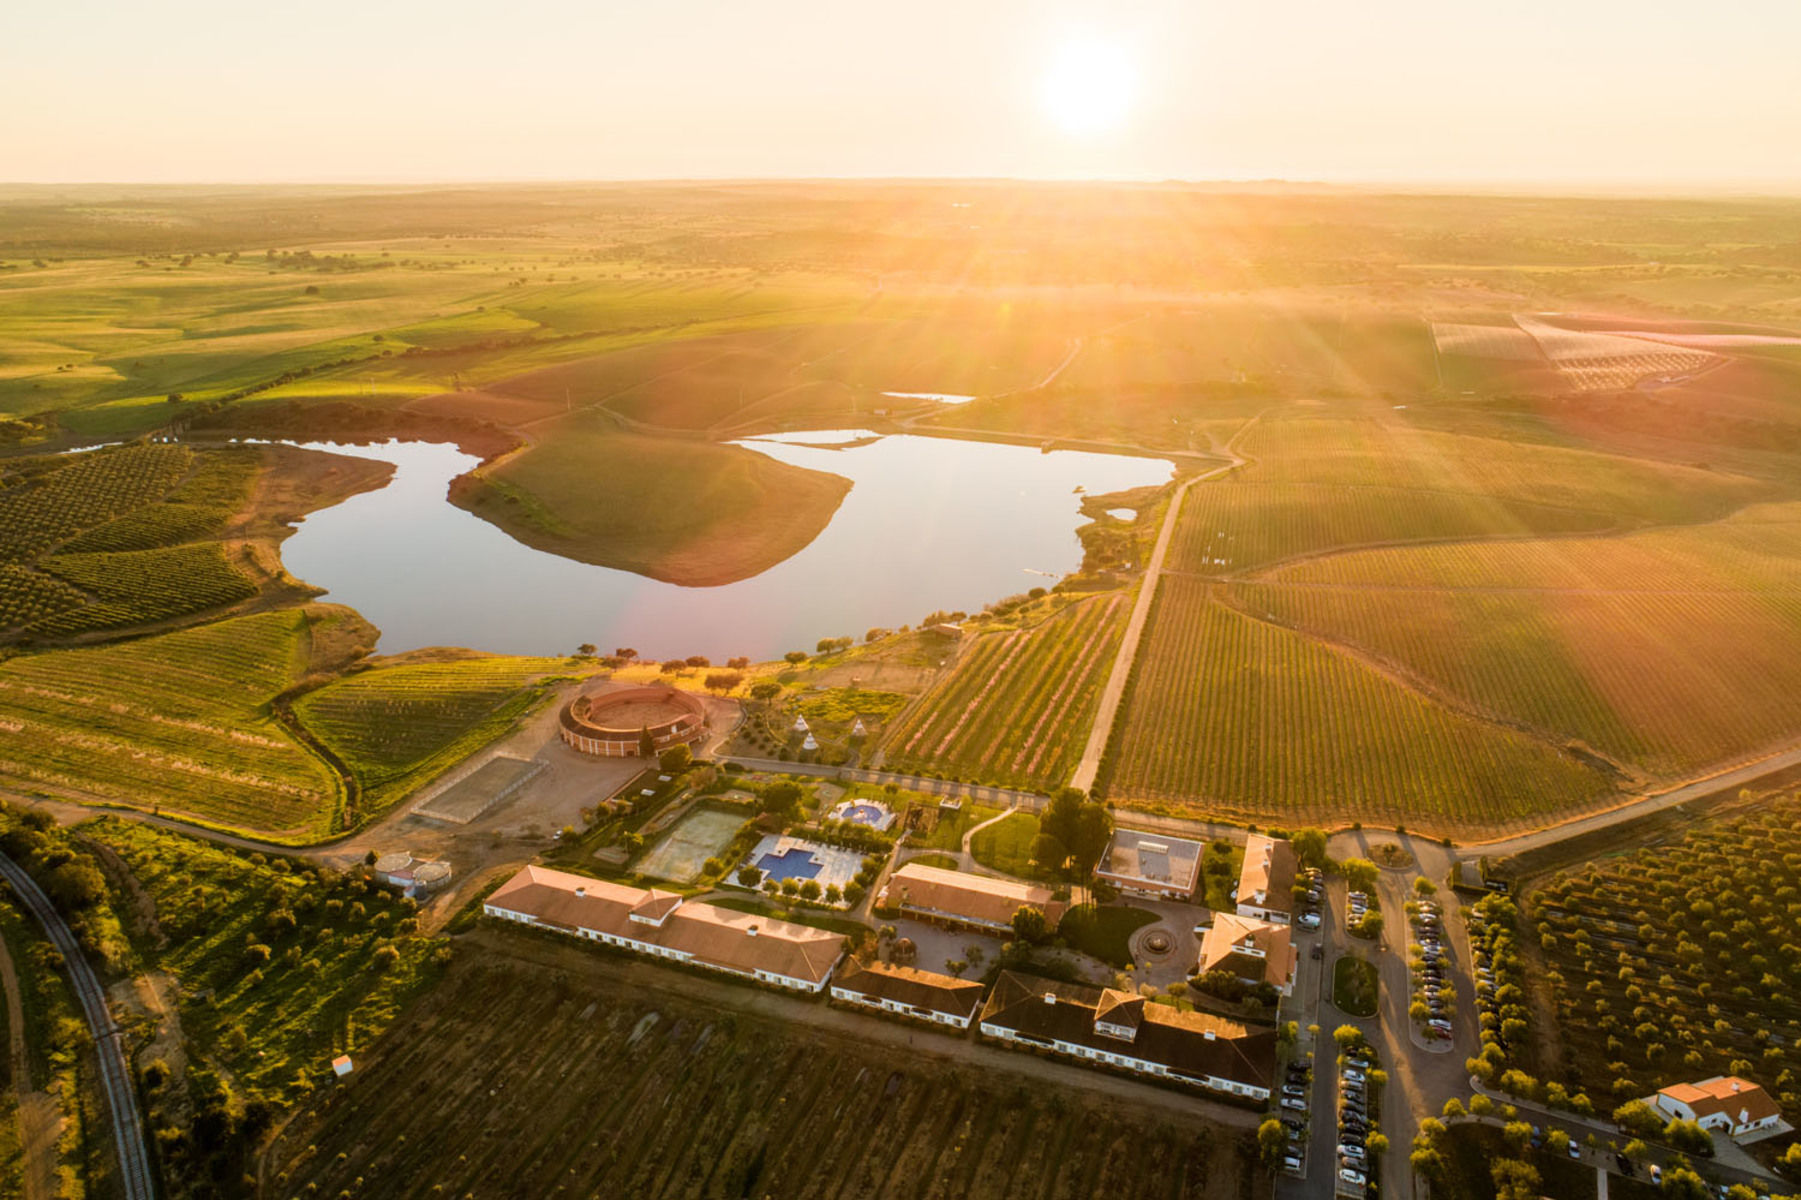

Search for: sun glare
xmin=1039 ymin=37 xmax=1137 ymax=137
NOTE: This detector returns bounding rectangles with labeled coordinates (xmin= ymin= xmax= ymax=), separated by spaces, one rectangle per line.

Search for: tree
xmin=659 ymin=744 xmax=693 ymax=773
xmin=638 ymin=727 xmax=656 ymax=757
xmin=1613 ymin=1100 xmax=1663 ymax=1139
xmin=1041 ymin=788 xmax=1085 ymax=852
xmin=1333 ymin=1025 xmax=1366 ymax=1052
xmin=1343 ymin=857 xmax=1379 ymax=893
xmin=1010 ymin=906 xmax=1049 ymax=944
xmin=799 ymin=880 xmax=822 ymax=901
xmin=737 ymin=866 xmax=763 ymax=888
xmin=1364 ymin=1131 xmax=1389 ymax=1155
xmin=1469 ymin=1094 xmax=1494 ymax=1117
xmin=1292 ymin=827 xmax=1329 ymax=870
xmin=703 ymin=672 xmax=743 ymax=693
xmin=685 ymin=655 xmax=710 ymax=669
xmin=1661 ymin=1118 xmax=1712 ymax=1156
xmin=865 ymin=628 xmax=891 ymax=644
xmin=575 ymin=643 xmax=596 ymax=658
xmin=1256 ymin=1118 xmax=1286 ymax=1165
xmin=1029 ymin=831 xmax=1070 ymax=875
xmin=784 ymin=651 xmax=809 ymax=664
xmin=1069 ymin=803 xmax=1115 ymax=876
xmin=1442 ymin=1098 xmax=1466 ymax=1119
xmin=614 ymin=647 xmax=638 ymax=660
xmin=750 ymin=681 xmax=782 ymax=702
xmin=1546 ymin=1129 xmax=1571 ymax=1153
xmin=760 ymin=781 xmax=804 ymax=820
xmin=658 ymin=659 xmax=684 ymax=675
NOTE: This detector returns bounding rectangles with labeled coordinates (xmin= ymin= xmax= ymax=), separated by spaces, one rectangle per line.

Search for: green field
xmin=968 ymin=811 xmax=1042 ymax=878
xmin=1058 ymin=904 xmax=1158 ymax=968
xmin=0 ymin=608 xmax=360 ymax=840
xmin=879 ymin=595 xmax=1128 ymax=789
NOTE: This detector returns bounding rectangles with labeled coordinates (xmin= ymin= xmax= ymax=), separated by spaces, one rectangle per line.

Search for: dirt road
xmin=1070 ymin=420 xmax=1254 ymax=793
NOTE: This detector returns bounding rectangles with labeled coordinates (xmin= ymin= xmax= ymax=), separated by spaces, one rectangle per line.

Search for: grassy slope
xmin=453 ymin=419 xmax=851 ymax=586
xmin=293 ymin=658 xmax=569 ymax=815
xmin=0 ymin=607 xmax=368 ymax=840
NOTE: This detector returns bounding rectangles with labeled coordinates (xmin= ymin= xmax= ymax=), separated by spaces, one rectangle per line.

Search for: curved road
xmin=0 ymin=854 xmax=156 ymax=1200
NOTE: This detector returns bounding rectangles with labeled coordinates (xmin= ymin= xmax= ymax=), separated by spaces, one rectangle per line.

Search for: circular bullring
xmin=560 ymin=687 xmax=707 ymax=758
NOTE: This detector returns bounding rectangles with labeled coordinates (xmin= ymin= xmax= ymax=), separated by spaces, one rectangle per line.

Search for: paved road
xmin=1069 ymin=426 xmax=1252 ymax=793
xmin=1459 ymin=741 xmax=1801 ymax=860
xmin=0 ymin=854 xmax=156 ymax=1200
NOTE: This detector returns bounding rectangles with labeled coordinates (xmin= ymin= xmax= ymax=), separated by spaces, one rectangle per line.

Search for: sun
xmin=1039 ymin=37 xmax=1137 ymax=137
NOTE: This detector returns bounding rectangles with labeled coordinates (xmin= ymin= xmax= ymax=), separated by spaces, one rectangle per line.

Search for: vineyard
xmin=878 ymin=595 xmax=1128 ymax=789
xmin=0 ymin=443 xmax=264 ymax=640
xmin=1229 ymin=582 xmax=1801 ymax=779
xmin=1522 ymin=790 xmax=1801 ymax=1115
xmin=1166 ymin=481 xmax=1608 ymax=576
xmin=1232 ymin=415 xmax=1770 ymax=526
xmin=31 ymin=543 xmax=257 ymax=636
xmin=294 ymin=658 xmax=567 ymax=814
xmin=265 ymin=935 xmax=1257 ymax=1200
xmin=0 ymin=608 xmax=364 ymax=840
xmin=1100 ymin=578 xmax=1615 ymax=833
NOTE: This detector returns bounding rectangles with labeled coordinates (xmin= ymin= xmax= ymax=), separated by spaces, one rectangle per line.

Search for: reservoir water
xmin=275 ymin=433 xmax=1169 ymax=660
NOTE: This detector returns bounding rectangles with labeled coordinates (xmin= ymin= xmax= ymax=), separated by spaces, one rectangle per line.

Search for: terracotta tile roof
xmin=831 ymin=959 xmax=986 ymax=1020
xmin=979 ymin=971 xmax=1275 ymax=1092
xmin=486 ymin=865 xmax=842 ymax=985
xmin=1237 ymin=835 xmax=1296 ymax=916
xmin=1658 ymin=1076 xmax=1782 ymax=1125
xmin=1198 ymin=913 xmax=1296 ymax=989
xmin=881 ymin=863 xmax=1067 ymax=928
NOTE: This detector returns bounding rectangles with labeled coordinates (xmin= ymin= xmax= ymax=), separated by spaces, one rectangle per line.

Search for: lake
xmin=274 ymin=433 xmax=1169 ymax=660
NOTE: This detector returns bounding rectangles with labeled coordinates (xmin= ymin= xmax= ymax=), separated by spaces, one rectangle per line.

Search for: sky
xmin=6 ymin=0 xmax=1801 ymax=186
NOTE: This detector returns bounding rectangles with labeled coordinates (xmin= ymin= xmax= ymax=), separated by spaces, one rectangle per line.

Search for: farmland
xmin=1517 ymin=789 xmax=1801 ymax=1115
xmin=0 ymin=442 xmax=265 ymax=641
xmin=0 ymin=608 xmax=361 ymax=840
xmin=1241 ymin=503 xmax=1801 ymax=778
xmin=292 ymin=656 xmax=568 ymax=818
xmin=879 ymin=595 xmax=1128 ymax=790
xmin=264 ymin=933 xmax=1260 ymax=1200
xmin=1100 ymin=577 xmax=1615 ymax=833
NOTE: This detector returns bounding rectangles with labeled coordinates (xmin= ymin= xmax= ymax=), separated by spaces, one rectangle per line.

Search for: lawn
xmin=903 ymin=852 xmax=960 ymax=870
xmin=1332 ymin=955 xmax=1379 ymax=1018
xmin=1059 ymin=904 xmax=1158 ymax=968
xmin=968 ymin=810 xmax=1042 ymax=879
xmin=910 ymin=802 xmax=1002 ymax=852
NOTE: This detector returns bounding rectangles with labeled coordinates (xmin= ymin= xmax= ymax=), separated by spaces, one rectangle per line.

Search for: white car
xmin=1339 ymin=1167 xmax=1367 ymax=1186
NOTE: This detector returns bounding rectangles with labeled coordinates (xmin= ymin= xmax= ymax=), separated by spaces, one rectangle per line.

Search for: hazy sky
xmin=6 ymin=0 xmax=1801 ymax=186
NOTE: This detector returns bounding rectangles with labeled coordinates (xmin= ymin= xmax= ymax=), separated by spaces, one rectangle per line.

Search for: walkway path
xmin=0 ymin=855 xmax=155 ymax=1200
xmin=1069 ymin=420 xmax=1254 ymax=792
xmin=0 ymin=925 xmax=57 ymax=1200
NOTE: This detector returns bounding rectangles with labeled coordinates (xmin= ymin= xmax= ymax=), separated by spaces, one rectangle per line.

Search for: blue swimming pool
xmin=755 ymin=847 xmax=823 ymax=883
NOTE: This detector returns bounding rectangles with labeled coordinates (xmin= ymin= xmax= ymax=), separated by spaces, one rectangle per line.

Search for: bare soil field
xmin=263 ymin=933 xmax=1262 ymax=1200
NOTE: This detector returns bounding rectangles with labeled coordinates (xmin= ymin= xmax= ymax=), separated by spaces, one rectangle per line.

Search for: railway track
xmin=0 ymin=854 xmax=156 ymax=1200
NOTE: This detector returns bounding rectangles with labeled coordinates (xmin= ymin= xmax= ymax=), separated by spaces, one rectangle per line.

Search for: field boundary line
xmin=1069 ymin=416 xmax=1256 ymax=792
